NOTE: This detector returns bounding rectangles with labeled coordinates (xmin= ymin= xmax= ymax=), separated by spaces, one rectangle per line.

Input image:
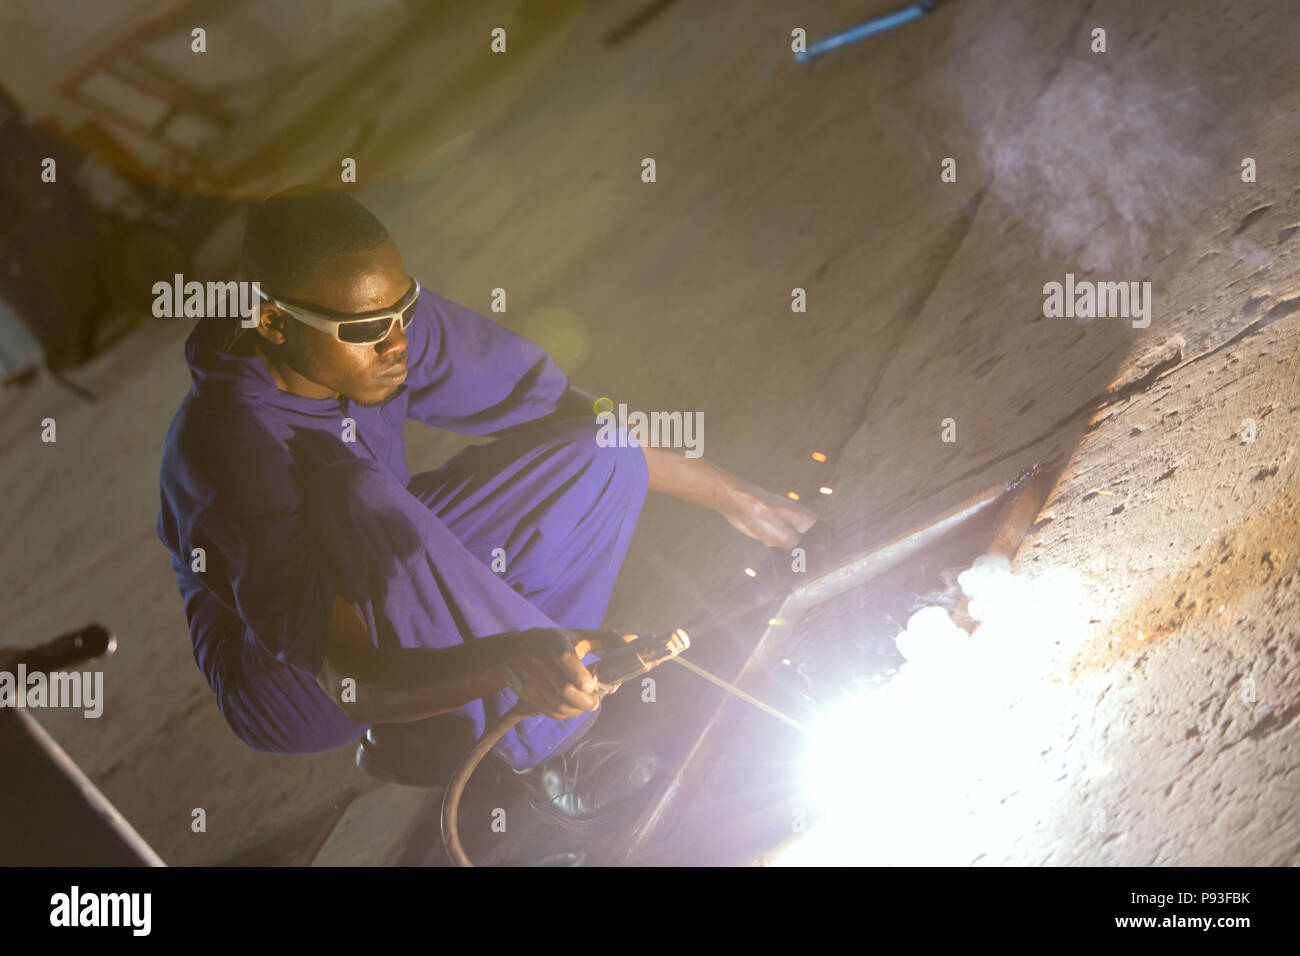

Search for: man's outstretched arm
xmin=548 ymin=386 xmax=820 ymax=548
xmin=315 ymin=596 xmax=633 ymax=724
xmin=640 ymin=444 xmax=817 ymax=549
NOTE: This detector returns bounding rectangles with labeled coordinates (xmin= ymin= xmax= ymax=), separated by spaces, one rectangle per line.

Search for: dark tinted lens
xmin=338 ymin=317 xmax=393 ymax=344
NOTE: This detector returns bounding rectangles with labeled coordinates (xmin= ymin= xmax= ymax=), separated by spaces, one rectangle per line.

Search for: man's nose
xmin=377 ymin=323 xmax=407 ymax=357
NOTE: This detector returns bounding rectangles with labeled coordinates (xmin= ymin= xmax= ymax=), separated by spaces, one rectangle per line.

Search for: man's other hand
xmin=721 ymin=482 xmax=818 ymax=549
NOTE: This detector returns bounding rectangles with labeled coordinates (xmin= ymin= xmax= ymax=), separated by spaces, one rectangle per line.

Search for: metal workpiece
xmin=615 ymin=466 xmax=1047 ymax=864
xmin=950 ymin=465 xmax=1055 ymax=632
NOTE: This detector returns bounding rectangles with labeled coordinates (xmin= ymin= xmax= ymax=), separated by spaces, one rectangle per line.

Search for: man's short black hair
xmin=240 ymin=186 xmax=390 ymax=298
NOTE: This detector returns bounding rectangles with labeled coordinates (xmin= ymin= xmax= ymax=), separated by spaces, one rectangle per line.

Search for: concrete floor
xmin=0 ymin=0 xmax=1297 ymax=865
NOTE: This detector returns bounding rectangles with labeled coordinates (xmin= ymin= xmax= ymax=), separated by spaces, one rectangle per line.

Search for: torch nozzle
xmin=590 ymin=629 xmax=690 ymax=695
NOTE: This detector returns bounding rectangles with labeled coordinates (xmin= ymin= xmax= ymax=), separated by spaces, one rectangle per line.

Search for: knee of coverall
xmin=549 ymin=414 xmax=651 ymax=505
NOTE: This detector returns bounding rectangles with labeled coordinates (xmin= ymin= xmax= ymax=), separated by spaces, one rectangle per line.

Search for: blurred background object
xmin=0 ymin=0 xmax=442 ymax=378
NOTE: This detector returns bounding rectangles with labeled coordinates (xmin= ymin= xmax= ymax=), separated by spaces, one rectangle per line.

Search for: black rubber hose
xmin=439 ymin=632 xmax=688 ymax=866
xmin=439 ymin=704 xmax=528 ymax=867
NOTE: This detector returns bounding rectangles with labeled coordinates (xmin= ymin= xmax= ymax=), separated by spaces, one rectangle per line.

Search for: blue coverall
xmin=156 ymin=287 xmax=647 ymax=769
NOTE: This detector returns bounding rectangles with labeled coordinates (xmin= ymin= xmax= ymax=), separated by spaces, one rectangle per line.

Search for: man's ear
xmin=255 ymin=301 xmax=290 ymax=346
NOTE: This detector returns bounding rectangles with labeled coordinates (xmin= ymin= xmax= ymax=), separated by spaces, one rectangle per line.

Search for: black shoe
xmin=356 ymin=717 xmax=477 ymax=789
xmin=513 ymin=735 xmax=662 ymax=832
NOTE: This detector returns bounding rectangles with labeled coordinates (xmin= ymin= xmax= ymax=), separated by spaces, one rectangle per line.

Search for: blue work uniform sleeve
xmin=402 ymin=287 xmax=570 ymax=435
xmin=184 ymin=421 xmax=336 ymax=674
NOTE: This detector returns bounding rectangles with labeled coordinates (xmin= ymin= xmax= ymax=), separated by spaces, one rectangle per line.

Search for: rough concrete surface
xmin=0 ymin=0 xmax=1296 ymax=865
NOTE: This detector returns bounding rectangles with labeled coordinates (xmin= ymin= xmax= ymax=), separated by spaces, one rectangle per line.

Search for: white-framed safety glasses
xmin=257 ymin=278 xmax=421 ymax=346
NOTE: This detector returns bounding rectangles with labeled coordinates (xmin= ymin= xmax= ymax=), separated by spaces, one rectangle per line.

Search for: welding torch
xmin=440 ymin=629 xmax=690 ymax=867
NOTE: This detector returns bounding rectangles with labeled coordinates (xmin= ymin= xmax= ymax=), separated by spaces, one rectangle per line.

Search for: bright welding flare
xmin=776 ymin=556 xmax=1099 ymax=866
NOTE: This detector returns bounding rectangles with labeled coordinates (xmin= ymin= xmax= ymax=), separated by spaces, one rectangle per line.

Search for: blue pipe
xmin=794 ymin=0 xmax=937 ymax=63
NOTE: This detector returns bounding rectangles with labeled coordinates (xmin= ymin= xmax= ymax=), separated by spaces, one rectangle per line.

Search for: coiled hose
xmin=440 ymin=630 xmax=689 ymax=867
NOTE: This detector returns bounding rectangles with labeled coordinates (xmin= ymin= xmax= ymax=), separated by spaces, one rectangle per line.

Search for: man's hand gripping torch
xmin=440 ymin=630 xmax=690 ymax=867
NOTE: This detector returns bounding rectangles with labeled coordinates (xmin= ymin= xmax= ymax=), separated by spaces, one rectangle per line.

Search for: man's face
xmin=259 ymin=237 xmax=411 ymax=406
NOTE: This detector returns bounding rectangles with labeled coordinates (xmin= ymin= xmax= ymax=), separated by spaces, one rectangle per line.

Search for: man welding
xmin=156 ymin=187 xmax=816 ymax=831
